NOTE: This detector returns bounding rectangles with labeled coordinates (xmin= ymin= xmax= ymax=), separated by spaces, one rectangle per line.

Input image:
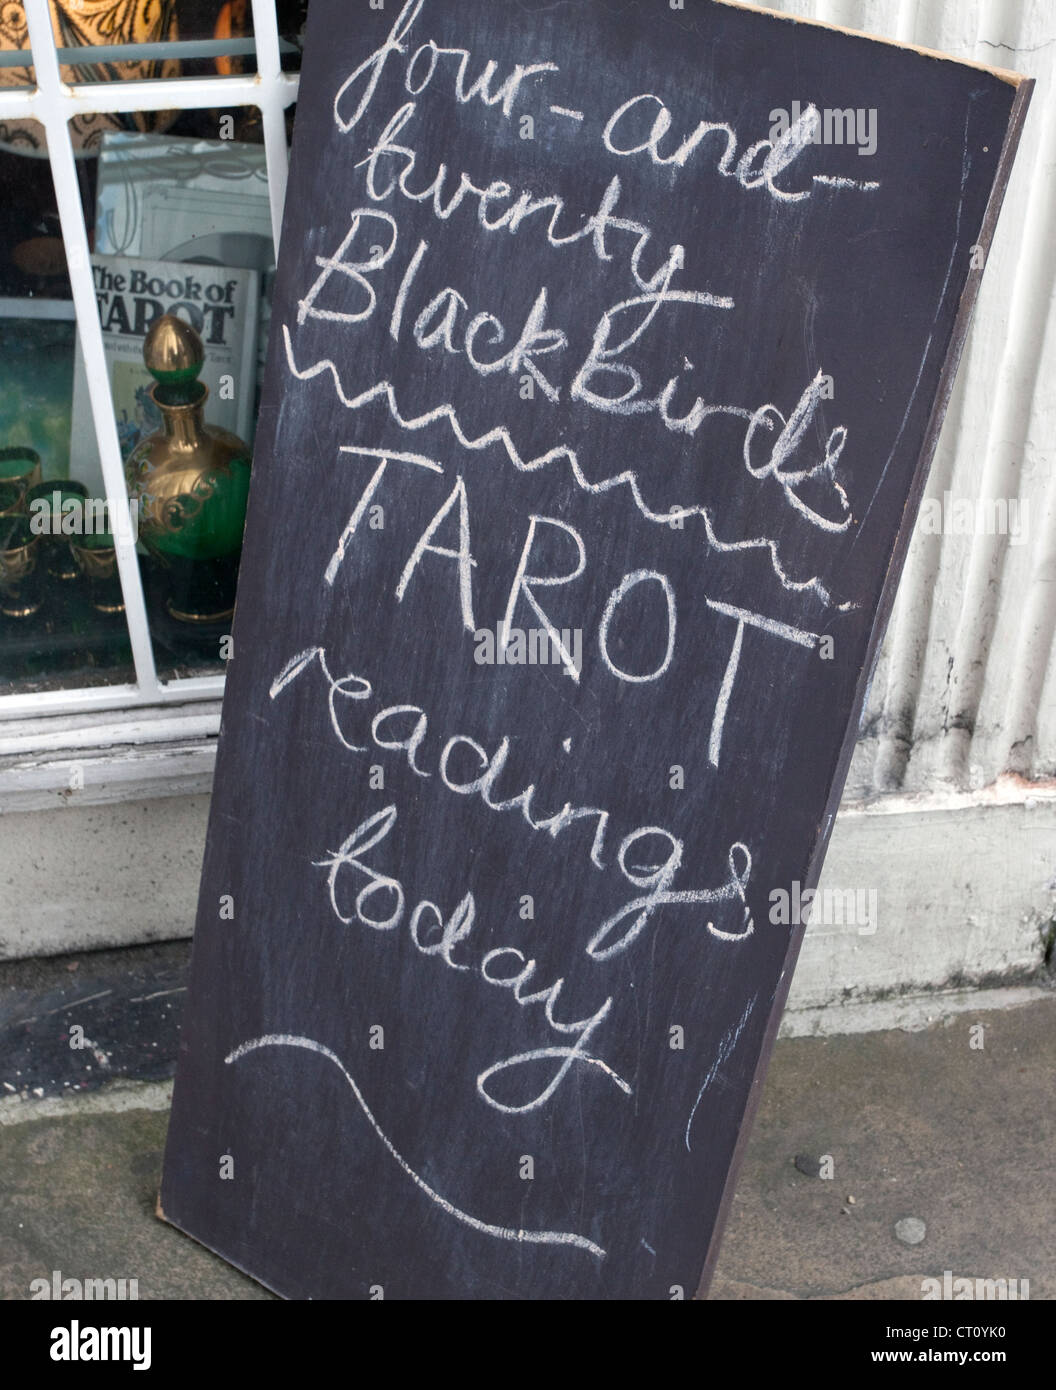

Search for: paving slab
xmin=1 ymin=987 xmax=1050 ymax=1300
xmin=710 ymin=995 xmax=1055 ymax=1300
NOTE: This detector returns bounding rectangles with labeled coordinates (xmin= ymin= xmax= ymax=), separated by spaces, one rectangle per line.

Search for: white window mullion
xmin=22 ymin=0 xmax=160 ymax=700
xmin=0 ymin=676 xmax=225 ymax=722
xmin=251 ymin=0 xmax=299 ymax=249
xmin=0 ymin=89 xmax=36 ymax=121
xmin=64 ymin=72 xmax=270 ymax=115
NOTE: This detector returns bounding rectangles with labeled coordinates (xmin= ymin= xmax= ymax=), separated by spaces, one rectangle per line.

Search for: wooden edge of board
xmin=715 ymin=0 xmax=1029 ymax=87
xmin=693 ymin=72 xmax=1036 ymax=1301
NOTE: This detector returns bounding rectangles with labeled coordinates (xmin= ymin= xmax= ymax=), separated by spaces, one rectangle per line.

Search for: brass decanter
xmin=125 ymin=315 xmax=252 ymax=624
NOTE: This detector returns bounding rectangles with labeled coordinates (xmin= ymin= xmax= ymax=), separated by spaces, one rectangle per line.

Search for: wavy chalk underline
xmin=282 ymin=326 xmax=856 ymax=611
xmin=226 ymin=1033 xmax=606 ymax=1259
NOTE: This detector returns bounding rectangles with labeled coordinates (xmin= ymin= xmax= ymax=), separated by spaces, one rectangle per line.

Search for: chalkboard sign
xmin=160 ymin=0 xmax=1030 ymax=1299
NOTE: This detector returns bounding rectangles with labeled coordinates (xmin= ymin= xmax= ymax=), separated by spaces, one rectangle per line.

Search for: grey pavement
xmin=0 ymin=982 xmax=1051 ymax=1300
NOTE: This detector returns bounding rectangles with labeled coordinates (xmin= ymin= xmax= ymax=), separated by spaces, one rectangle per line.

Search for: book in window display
xmin=70 ymin=251 xmax=259 ymax=498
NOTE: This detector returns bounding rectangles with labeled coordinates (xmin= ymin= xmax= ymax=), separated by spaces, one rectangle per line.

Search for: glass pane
xmin=0 ymin=2 xmax=34 ymax=89
xmin=49 ymin=0 xmax=259 ymax=87
xmin=0 ymin=3 xmax=312 ymax=92
xmin=81 ymin=106 xmax=272 ymax=681
xmin=0 ymin=121 xmax=135 ymax=697
xmin=278 ymin=0 xmax=307 ymax=73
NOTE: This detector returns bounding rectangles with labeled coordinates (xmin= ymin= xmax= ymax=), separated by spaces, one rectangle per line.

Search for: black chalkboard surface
xmin=160 ymin=0 xmax=1030 ymax=1299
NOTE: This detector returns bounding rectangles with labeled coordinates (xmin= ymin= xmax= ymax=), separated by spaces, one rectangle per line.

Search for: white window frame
xmin=0 ymin=0 xmax=298 ymax=739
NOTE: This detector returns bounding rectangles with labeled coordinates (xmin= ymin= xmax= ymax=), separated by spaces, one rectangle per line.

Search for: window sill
xmin=0 ymin=703 xmax=219 ymax=812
